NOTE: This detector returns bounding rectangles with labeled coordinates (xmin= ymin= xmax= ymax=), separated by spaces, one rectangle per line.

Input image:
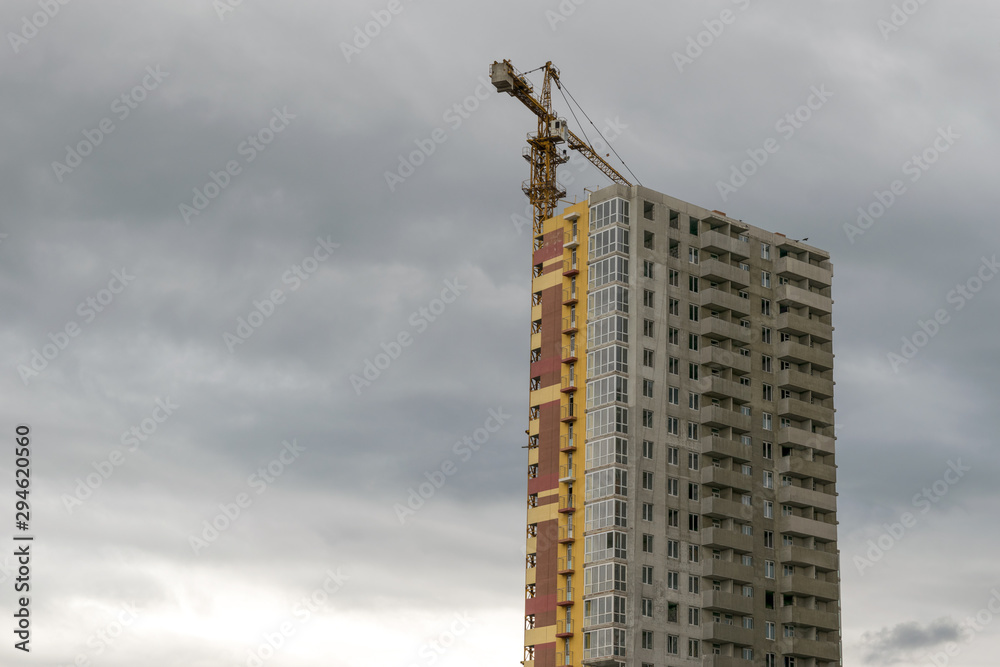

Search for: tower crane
xmin=489 ymin=60 xmax=634 ymax=248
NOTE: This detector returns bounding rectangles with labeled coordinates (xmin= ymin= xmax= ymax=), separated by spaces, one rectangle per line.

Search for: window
xmin=689 ymin=247 xmax=699 ymax=264
xmin=762 ymin=412 xmax=772 ymax=431
xmin=740 ymin=346 xmax=751 ymax=357
xmin=643 ymin=349 xmax=654 ymax=367
xmin=766 ymin=622 xmax=776 ymax=640
xmin=689 ymin=217 xmax=700 ymax=235
xmin=763 ymin=471 xmax=774 ymax=489
xmin=688 ymin=513 xmax=700 ymax=532
xmin=764 ymin=500 xmax=773 ymax=519
xmin=689 ymin=275 xmax=699 ymax=293
xmin=764 ymin=530 xmax=774 ymax=549
xmin=742 ymin=647 xmax=754 ymax=660
xmin=689 ymin=607 xmax=701 ymax=626
xmin=765 ymin=560 xmax=775 ymax=578
xmin=667 ymin=478 xmax=679 ymax=496
xmin=669 ymin=357 xmax=679 ymax=375
xmin=784 ymin=625 xmax=795 ymax=638
xmin=761 ymin=243 xmax=770 ymax=259
xmin=688 ymin=362 xmax=699 ymax=380
xmin=583 ymin=595 xmax=627 ymax=627
xmin=668 ymin=386 xmax=679 ymax=405
xmin=689 ymin=304 xmax=699 ymax=322
xmin=667 ymin=417 xmax=679 ymax=435
xmin=667 ymin=540 xmax=679 ymax=559
xmin=667 ymin=635 xmax=679 ymax=654
xmin=668 ymin=268 xmax=680 ymax=286
xmin=741 ymin=554 xmax=753 ymax=566
xmin=743 ymin=585 xmax=754 ymax=597
xmin=742 ymin=617 xmax=754 ymax=630
xmin=589 ymin=256 xmax=629 ymax=289
xmin=688 ymin=452 xmax=700 ymax=470
xmin=761 ymin=326 xmax=772 ymax=344
xmin=688 ymin=575 xmax=700 ymax=594
xmin=585 ymin=467 xmax=628 ymax=501
xmin=741 ymin=434 xmax=752 ymax=447
xmin=785 ymin=656 xmax=797 ymax=667
xmin=783 ymin=535 xmax=794 ymax=546
xmin=643 ymin=319 xmax=654 ymax=337
xmin=667 ymin=446 xmax=679 ymax=465
xmin=741 ymin=494 xmax=752 ymax=506
xmin=740 ymin=376 xmax=751 ymax=386
xmin=783 ymin=504 xmax=794 ymax=516
xmin=642 ymin=598 xmax=653 ymax=617
xmin=642 ymin=565 xmax=653 ymax=584
xmin=689 ymin=393 xmax=700 ymax=410
xmin=780 ymin=389 xmax=792 ymax=400
xmin=668 ymin=327 xmax=679 ymax=345
xmin=688 ymin=638 xmax=700 ymax=657
xmin=780 ymin=417 xmax=792 ymax=429
xmin=667 ymin=571 xmax=679 ymax=589
xmin=642 ymin=502 xmax=653 ymax=521
xmin=688 ymin=483 xmax=699 ymax=501
xmin=643 ymin=289 xmax=654 ymax=307
xmin=584 ymin=530 xmax=628 ymax=562
xmin=642 ymin=471 xmax=653 ymax=489
xmin=588 ymin=285 xmax=629 ymax=319
xmin=642 ymin=259 xmax=654 ymax=278
xmin=741 ymin=524 xmax=753 ymax=536
xmin=740 ymin=405 xmax=751 ymax=417
xmin=668 ymin=298 xmax=680 ymax=316
xmin=762 ymin=271 xmax=771 ymax=287
xmin=741 ymin=463 xmax=752 ymax=476
xmin=762 ymin=383 xmax=773 ymax=401
xmin=738 ymin=289 xmax=749 ymax=299
xmin=784 ymin=564 xmax=796 ymax=576
xmin=687 ymin=422 xmax=699 ymax=440
xmin=644 ymin=230 xmax=654 ymax=249
xmin=688 ymin=545 xmax=700 ymax=562
xmin=642 ymin=379 xmax=654 ymax=398
xmin=642 ymin=440 xmax=654 ymax=459
xmin=761 ymin=298 xmax=771 ymax=316
xmin=781 ymin=474 xmax=792 ymax=487
xmin=642 ymin=534 xmax=654 ymax=553
xmin=667 ymin=509 xmax=679 ymax=527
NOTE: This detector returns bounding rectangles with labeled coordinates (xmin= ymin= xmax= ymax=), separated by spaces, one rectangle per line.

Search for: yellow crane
xmin=489 ymin=60 xmax=634 ymax=248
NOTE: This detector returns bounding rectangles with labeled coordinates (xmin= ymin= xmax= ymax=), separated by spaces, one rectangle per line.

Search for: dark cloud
xmin=861 ymin=618 xmax=961 ymax=664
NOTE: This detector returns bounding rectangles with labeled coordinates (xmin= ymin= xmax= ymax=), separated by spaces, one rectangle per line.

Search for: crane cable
xmin=557 ymin=80 xmax=642 ymax=187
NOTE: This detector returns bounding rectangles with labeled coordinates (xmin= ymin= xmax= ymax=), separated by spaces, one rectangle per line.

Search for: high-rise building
xmin=521 ymin=185 xmax=840 ymax=667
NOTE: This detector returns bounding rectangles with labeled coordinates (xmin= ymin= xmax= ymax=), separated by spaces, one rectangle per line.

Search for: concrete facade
xmin=522 ymin=185 xmax=840 ymax=667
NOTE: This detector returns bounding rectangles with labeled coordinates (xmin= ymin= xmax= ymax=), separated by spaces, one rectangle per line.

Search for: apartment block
xmin=521 ymin=185 xmax=840 ymax=667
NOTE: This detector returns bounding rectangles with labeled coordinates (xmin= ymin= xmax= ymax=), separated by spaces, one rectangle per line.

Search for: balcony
xmin=556 ymin=618 xmax=574 ymax=637
xmin=702 ymin=435 xmax=753 ymax=463
xmin=699 ymin=346 xmax=752 ymax=374
xmin=777 ymin=484 xmax=838 ymax=513
xmin=561 ymin=375 xmax=578 ymax=394
xmin=700 ymin=405 xmax=752 ymax=433
xmin=561 ymin=403 xmax=578 ymax=423
xmin=781 ymin=605 xmax=840 ymax=631
xmin=780 ymin=574 xmax=839 ymax=601
xmin=702 ymin=496 xmax=753 ymax=522
xmin=776 ymin=427 xmax=835 ymax=455
xmin=556 ymin=587 xmax=575 ymax=605
xmin=776 ymin=340 xmax=833 ymax=371
xmin=555 ymin=651 xmax=573 ymax=667
xmin=700 ymin=657 xmax=753 ymax=667
xmin=700 ymin=289 xmax=751 ymax=317
xmin=558 ymin=495 xmax=576 ymax=514
xmin=779 ymin=545 xmax=839 ymax=572
xmin=563 ymin=258 xmax=579 ymax=276
xmin=560 ymin=434 xmax=577 ymax=451
xmin=703 ymin=559 xmax=755 ymax=583
xmin=700 ymin=317 xmax=752 ymax=345
xmin=562 ymin=316 xmax=578 ymax=333
xmin=777 ymin=514 xmax=838 ymax=543
xmin=776 ymin=369 xmax=834 ymax=399
xmin=776 ymin=312 xmax=832 ymax=343
xmin=702 ymin=230 xmax=750 ymax=259
xmin=562 ymin=345 xmax=578 ymax=363
xmin=699 ymin=375 xmax=752 ymax=404
xmin=781 ymin=637 xmax=841 ymax=661
xmin=776 ymin=284 xmax=832 ymax=315
xmin=558 ymin=556 xmax=575 ymax=574
xmin=702 ymin=590 xmax=754 ymax=615
xmin=775 ymin=255 xmax=832 ymax=288
xmin=702 ymin=527 xmax=753 ymax=553
xmin=778 ymin=398 xmax=834 ymax=427
xmin=558 ymin=524 xmax=575 ymax=543
xmin=776 ymin=456 xmax=837 ymax=484
xmin=702 ymin=466 xmax=753 ymax=493
xmin=559 ymin=466 xmax=576 ymax=483
xmin=700 ymin=259 xmax=751 ymax=288
xmin=563 ymin=287 xmax=578 ymax=305
xmin=564 ymin=229 xmax=580 ymax=249
xmin=702 ymin=621 xmax=754 ymax=645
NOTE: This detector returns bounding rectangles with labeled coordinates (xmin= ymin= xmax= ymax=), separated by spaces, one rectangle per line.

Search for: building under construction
xmin=491 ymin=60 xmax=842 ymax=667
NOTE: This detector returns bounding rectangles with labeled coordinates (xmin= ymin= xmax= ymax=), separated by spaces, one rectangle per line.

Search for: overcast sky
xmin=1 ymin=0 xmax=999 ymax=665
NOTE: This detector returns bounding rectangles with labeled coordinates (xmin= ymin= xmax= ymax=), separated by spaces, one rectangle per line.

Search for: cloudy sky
xmin=1 ymin=0 xmax=998 ymax=665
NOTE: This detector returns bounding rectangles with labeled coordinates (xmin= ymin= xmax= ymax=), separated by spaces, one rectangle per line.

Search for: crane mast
xmin=489 ymin=60 xmax=632 ymax=249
